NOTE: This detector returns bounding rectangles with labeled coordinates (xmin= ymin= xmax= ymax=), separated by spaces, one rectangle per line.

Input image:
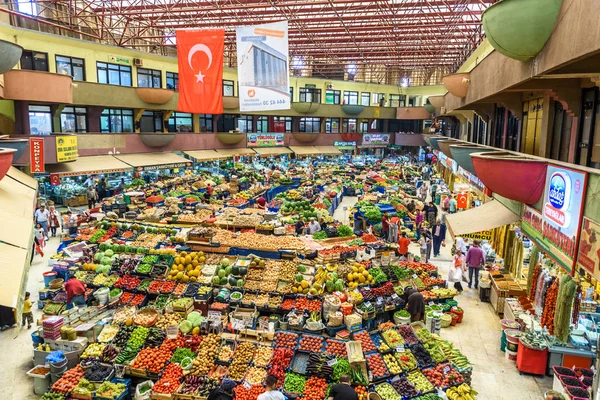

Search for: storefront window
xmin=166 ymin=72 xmax=178 ymax=91
xmin=299 ymin=117 xmax=320 ymax=133
xmin=343 ymin=91 xmax=359 ymax=105
xmin=237 ymin=115 xmax=253 ymax=132
xmin=97 ymin=62 xmax=132 ymax=86
xmin=325 ymin=118 xmax=340 ymax=133
xmin=342 ymin=118 xmax=357 ymax=133
xmin=168 ymin=112 xmax=192 ymax=133
xmin=200 ymin=114 xmax=213 ymax=132
xmin=29 ymin=105 xmax=53 ymax=135
xmin=60 ymin=107 xmax=87 ymax=133
xmin=56 ymin=55 xmax=85 ymax=81
xmin=223 ymin=80 xmax=235 ymax=97
xmin=256 ymin=116 xmax=268 ymax=133
xmin=21 ymin=50 xmax=48 ymax=71
xmin=137 ymin=68 xmax=162 ymax=88
xmin=274 ymin=116 xmax=292 ymax=132
xmin=100 ymin=108 xmax=134 ymax=133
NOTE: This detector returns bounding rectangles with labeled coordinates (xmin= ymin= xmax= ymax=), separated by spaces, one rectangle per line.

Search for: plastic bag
xmin=135 ymin=380 xmax=154 ymax=400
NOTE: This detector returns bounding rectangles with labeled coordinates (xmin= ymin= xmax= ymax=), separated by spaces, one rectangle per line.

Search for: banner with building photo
xmin=236 ymin=21 xmax=290 ymax=112
xmin=577 ymin=217 xmax=600 ymax=279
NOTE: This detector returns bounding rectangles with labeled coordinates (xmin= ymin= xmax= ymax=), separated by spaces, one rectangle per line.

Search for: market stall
xmin=183 ymin=150 xmax=225 ymax=163
xmin=252 ymin=147 xmax=293 ymax=157
xmin=289 ymin=146 xmax=319 ymax=158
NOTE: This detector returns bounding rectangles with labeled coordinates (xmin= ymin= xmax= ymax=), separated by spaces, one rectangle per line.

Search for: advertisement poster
xmin=334 ymin=141 xmax=356 ymax=150
xmin=577 ymin=218 xmax=600 ymax=279
xmin=362 ymin=133 xmax=391 ymax=146
xmin=247 ymin=133 xmax=284 ymax=147
xmin=29 ymin=138 xmax=44 ymax=173
xmin=236 ymin=21 xmax=290 ymax=112
xmin=521 ymin=166 xmax=587 ymax=273
xmin=56 ymin=135 xmax=78 ymax=162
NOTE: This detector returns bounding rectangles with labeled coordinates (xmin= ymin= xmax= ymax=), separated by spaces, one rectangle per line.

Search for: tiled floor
xmin=4 ymin=200 xmax=553 ymax=399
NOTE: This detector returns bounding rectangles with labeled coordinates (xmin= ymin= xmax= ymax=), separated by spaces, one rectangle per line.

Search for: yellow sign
xmin=55 ymin=136 xmax=78 ymax=163
xmin=458 ymin=230 xmax=494 ymax=242
xmin=373 ymin=106 xmax=380 ymax=118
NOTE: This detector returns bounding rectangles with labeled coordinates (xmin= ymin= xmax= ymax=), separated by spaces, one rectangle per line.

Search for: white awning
xmin=183 ymin=150 xmax=224 ymax=162
xmin=115 ymin=152 xmax=191 ymax=171
xmin=289 ymin=146 xmax=318 ymax=156
xmin=445 ymin=200 xmax=521 ymax=238
xmin=215 ymin=148 xmax=257 ymax=157
xmin=314 ymin=146 xmax=342 ymax=155
xmin=253 ymin=147 xmax=293 ymax=156
xmin=44 ymin=155 xmax=132 ymax=177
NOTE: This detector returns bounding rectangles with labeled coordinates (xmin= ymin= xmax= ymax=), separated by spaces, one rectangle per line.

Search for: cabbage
xmin=94 ymin=252 xmax=104 ymax=262
xmin=95 ymin=264 xmax=104 ymax=273
xmin=187 ymin=311 xmax=203 ymax=327
xmin=105 ymin=249 xmax=114 ymax=257
xmin=179 ymin=320 xmax=193 ymax=334
xmin=101 ymin=265 xmax=111 ymax=274
xmin=101 ymin=257 xmax=112 ymax=265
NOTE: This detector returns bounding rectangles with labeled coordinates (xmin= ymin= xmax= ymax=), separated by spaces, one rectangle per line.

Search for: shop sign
xmin=49 ymin=174 xmax=60 ymax=186
xmin=362 ymin=133 xmax=390 ymax=146
xmin=458 ymin=230 xmax=494 ymax=242
xmin=108 ymin=55 xmax=131 ymax=65
xmin=55 ymin=135 xmax=78 ymax=163
xmin=334 ymin=141 xmax=356 ymax=150
xmin=29 ymin=138 xmax=44 ymax=173
xmin=246 ymin=133 xmax=285 ymax=147
xmin=59 ymin=168 xmax=129 ymax=177
xmin=577 ymin=218 xmax=600 ymax=279
xmin=139 ymin=162 xmax=191 ymax=172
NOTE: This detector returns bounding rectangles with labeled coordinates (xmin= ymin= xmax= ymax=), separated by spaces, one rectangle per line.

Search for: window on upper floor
xmin=289 ymin=87 xmax=294 ymax=102
xmin=325 ymin=118 xmax=340 ymax=133
xmin=299 ymin=88 xmax=321 ymax=103
xmin=343 ymin=91 xmax=359 ymax=105
xmin=360 ymin=121 xmax=369 ymax=133
xmin=137 ymin=68 xmax=162 ymax=88
xmin=223 ymin=80 xmax=235 ymax=97
xmin=60 ymin=107 xmax=87 ymax=133
xmin=361 ymin=92 xmax=370 ymax=106
xmin=97 ymin=62 xmax=132 ymax=86
xmin=342 ymin=118 xmax=357 ymax=133
xmin=256 ymin=116 xmax=269 ymax=133
xmin=389 ymin=94 xmax=405 ymax=108
xmin=168 ymin=112 xmax=192 ymax=133
xmin=274 ymin=116 xmax=292 ymax=133
xmin=166 ymin=72 xmax=179 ymax=91
xmin=372 ymin=92 xmax=386 ymax=106
xmin=299 ymin=117 xmax=321 ymax=133
xmin=238 ymin=115 xmax=253 ymax=133
xmin=200 ymin=114 xmax=213 ymax=132
xmin=100 ymin=108 xmax=134 ymax=133
xmin=21 ymin=50 xmax=48 ymax=72
xmin=29 ymin=105 xmax=52 ymax=135
xmin=325 ymin=90 xmax=341 ymax=105
xmin=56 ymin=55 xmax=85 ymax=81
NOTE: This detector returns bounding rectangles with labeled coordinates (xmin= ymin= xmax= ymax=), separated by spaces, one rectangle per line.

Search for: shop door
xmin=576 ymin=87 xmax=600 ymax=168
xmin=521 ymin=98 xmax=544 ymax=155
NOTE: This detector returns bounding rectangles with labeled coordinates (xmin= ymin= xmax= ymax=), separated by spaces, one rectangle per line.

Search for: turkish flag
xmin=176 ymin=29 xmax=224 ymax=114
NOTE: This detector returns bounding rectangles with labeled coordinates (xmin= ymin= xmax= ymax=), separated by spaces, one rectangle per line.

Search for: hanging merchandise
xmin=553 ymin=274 xmax=577 ymax=342
xmin=540 ymin=278 xmax=558 ymax=334
xmin=528 ymin=264 xmax=541 ymax=303
xmin=571 ymin=284 xmax=582 ymax=324
xmin=527 ymin=245 xmax=540 ymax=293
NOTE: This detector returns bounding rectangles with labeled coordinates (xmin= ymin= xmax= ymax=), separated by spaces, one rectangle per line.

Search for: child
xmin=34 ymin=223 xmax=46 ymax=249
xmin=23 ymin=292 xmax=34 ymax=329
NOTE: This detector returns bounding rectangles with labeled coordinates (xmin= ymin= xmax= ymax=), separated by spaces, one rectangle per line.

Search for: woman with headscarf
xmin=404 ymin=287 xmax=425 ymax=322
xmin=48 ymin=205 xmax=61 ymax=238
xmin=207 ymin=378 xmax=237 ymax=400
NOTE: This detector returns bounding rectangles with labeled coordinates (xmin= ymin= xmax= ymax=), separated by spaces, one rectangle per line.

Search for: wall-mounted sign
xmin=29 ymin=138 xmax=44 ymax=173
xmin=138 ymin=162 xmax=191 ymax=172
xmin=55 ymin=136 xmax=78 ymax=163
xmin=247 ymin=133 xmax=284 ymax=147
xmin=362 ymin=133 xmax=390 ymax=146
xmin=458 ymin=230 xmax=494 ymax=242
xmin=334 ymin=141 xmax=356 ymax=150
xmin=577 ymin=217 xmax=600 ymax=279
xmin=108 ymin=55 xmax=131 ymax=65
xmin=49 ymin=173 xmax=60 ymax=186
xmin=273 ymin=121 xmax=286 ymax=132
xmin=521 ymin=166 xmax=587 ymax=273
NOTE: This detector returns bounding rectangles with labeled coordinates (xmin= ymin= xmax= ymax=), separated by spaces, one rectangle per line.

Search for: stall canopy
xmin=253 ymin=147 xmax=293 ymax=156
xmin=0 ymin=167 xmax=38 ymax=309
xmin=290 ymin=146 xmax=319 ymax=156
xmin=45 ymin=155 xmax=133 ymax=177
xmin=314 ymin=146 xmax=342 ymax=156
xmin=115 ymin=152 xmax=191 ymax=171
xmin=183 ymin=150 xmax=224 ymax=162
xmin=215 ymin=148 xmax=257 ymax=157
xmin=445 ymin=200 xmax=521 ymax=239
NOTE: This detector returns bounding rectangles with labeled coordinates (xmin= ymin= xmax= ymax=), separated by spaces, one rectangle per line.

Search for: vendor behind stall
xmin=295 ymin=216 xmax=305 ymax=235
xmin=404 ymin=287 xmax=425 ymax=322
xmin=256 ymin=195 xmax=267 ymax=209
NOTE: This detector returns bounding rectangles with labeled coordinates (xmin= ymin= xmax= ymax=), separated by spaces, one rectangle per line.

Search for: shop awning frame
xmin=253 ymin=147 xmax=293 ymax=156
xmin=44 ymin=155 xmax=133 ymax=177
xmin=313 ymin=146 xmax=342 ymax=156
xmin=115 ymin=152 xmax=191 ymax=171
xmin=289 ymin=145 xmax=319 ymax=156
xmin=215 ymin=148 xmax=257 ymax=157
xmin=183 ymin=150 xmax=225 ymax=162
xmin=445 ymin=200 xmax=521 ymax=239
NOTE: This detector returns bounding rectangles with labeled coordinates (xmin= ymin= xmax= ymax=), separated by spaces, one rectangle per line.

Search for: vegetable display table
xmin=516 ymin=340 xmax=548 ymax=376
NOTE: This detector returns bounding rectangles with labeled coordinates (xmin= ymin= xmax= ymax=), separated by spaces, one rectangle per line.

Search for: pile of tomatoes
xmin=130 ymin=347 xmax=172 ymax=373
xmin=299 ymin=334 xmax=323 ymax=352
xmin=324 ymin=339 xmax=347 ymax=357
xmin=366 ymin=353 xmax=389 ymax=380
xmin=303 ymin=377 xmax=328 ymax=400
xmin=234 ymin=384 xmax=266 ymax=400
xmin=274 ymin=331 xmax=298 ymax=348
xmin=281 ymin=298 xmax=295 ymax=310
xmin=153 ymin=364 xmax=183 ymax=394
xmin=51 ymin=365 xmax=85 ymax=394
xmin=353 ymin=331 xmax=377 ymax=352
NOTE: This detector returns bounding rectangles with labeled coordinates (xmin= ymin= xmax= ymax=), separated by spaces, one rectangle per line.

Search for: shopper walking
xmin=22 ymin=292 xmax=34 ymax=329
xmin=48 ymin=205 xmax=60 ymax=238
xmin=431 ymin=219 xmax=447 ymax=257
xmin=398 ymin=231 xmax=411 ymax=257
xmin=328 ymin=374 xmax=358 ymax=400
xmin=418 ymin=183 xmax=428 ymax=202
xmin=425 ymin=201 xmax=438 ymax=227
xmin=389 ymin=217 xmax=399 ymax=243
xmin=430 ymin=182 xmax=437 ymax=204
xmin=87 ymin=186 xmax=98 ymax=210
xmin=96 ymin=178 xmax=106 ymax=200
xmin=449 ymin=195 xmax=458 ymax=214
xmin=34 ymin=204 xmax=50 ymax=237
xmin=415 ymin=209 xmax=424 ymax=239
xmin=449 ymin=250 xmax=466 ymax=293
xmin=443 ymin=195 xmax=451 ymax=212
xmin=465 ymin=239 xmax=486 ymax=289
xmin=34 ymin=223 xmax=46 ymax=250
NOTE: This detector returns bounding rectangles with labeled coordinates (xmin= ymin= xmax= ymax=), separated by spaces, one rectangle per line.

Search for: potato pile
xmin=155 ymin=313 xmax=182 ymax=330
xmin=190 ymin=333 xmax=221 ymax=375
xmin=227 ymin=342 xmax=256 ymax=380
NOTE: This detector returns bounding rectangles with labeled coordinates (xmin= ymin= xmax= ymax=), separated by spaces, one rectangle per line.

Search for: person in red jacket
xmin=64 ymin=276 xmax=87 ymax=310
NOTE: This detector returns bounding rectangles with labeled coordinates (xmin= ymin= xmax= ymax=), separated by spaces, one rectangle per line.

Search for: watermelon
xmin=237 ymin=279 xmax=244 ymax=287
xmin=212 ymin=276 xmax=221 ymax=285
xmin=239 ymin=267 xmax=248 ymax=276
xmin=112 ymin=244 xmax=120 ymax=253
xmin=228 ymin=277 xmax=238 ymax=286
xmin=232 ymin=266 xmax=240 ymax=276
xmin=221 ymin=258 xmax=231 ymax=267
xmin=295 ymin=274 xmax=304 ymax=283
xmin=99 ymin=243 xmax=108 ymax=252
xmin=118 ymin=244 xmax=126 ymax=252
xmin=220 ymin=277 xmax=228 ymax=285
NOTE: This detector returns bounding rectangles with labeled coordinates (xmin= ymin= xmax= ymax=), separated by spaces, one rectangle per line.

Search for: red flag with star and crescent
xmin=176 ymin=29 xmax=224 ymax=114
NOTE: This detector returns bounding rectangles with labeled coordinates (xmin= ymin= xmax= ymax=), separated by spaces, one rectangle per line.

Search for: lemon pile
xmin=168 ymin=251 xmax=205 ymax=282
xmin=346 ymin=263 xmax=374 ymax=289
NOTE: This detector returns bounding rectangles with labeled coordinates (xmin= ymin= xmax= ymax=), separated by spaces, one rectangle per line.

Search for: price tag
xmin=166 ymin=325 xmax=178 ymax=339
xmin=433 ymin=286 xmax=439 ymax=290
xmin=443 ymin=366 xmax=451 ymax=374
xmin=243 ymin=381 xmax=252 ymax=389
xmin=327 ymin=358 xmax=338 ymax=367
xmin=429 ymin=301 xmax=435 ymax=306
xmin=208 ymin=311 xmax=221 ymax=321
xmin=391 ymin=375 xmax=401 ymax=382
xmin=165 ymin=304 xmax=174 ymax=314
xmin=377 ymin=297 xmax=384 ymax=304
xmin=412 ymin=274 xmax=418 ymax=279
xmin=396 ymin=345 xmax=405 ymax=353
xmin=391 ymin=293 xmax=399 ymax=299
xmin=364 ymin=301 xmax=372 ymax=308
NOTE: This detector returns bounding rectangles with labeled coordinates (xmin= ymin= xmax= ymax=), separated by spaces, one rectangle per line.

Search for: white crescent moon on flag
xmin=187 ymin=44 xmax=213 ymax=70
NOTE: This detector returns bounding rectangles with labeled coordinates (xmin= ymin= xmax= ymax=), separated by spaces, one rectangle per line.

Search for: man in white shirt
xmin=257 ymin=375 xmax=285 ymax=400
xmin=34 ymin=205 xmax=50 ymax=238
xmin=307 ymin=218 xmax=321 ymax=235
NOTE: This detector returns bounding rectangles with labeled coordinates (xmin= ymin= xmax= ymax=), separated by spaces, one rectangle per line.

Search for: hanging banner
xmin=55 ymin=135 xmax=78 ymax=162
xmin=246 ymin=133 xmax=284 ymax=147
xmin=49 ymin=173 xmax=60 ymax=186
xmin=362 ymin=133 xmax=390 ymax=146
xmin=29 ymin=138 xmax=44 ymax=173
xmin=236 ymin=21 xmax=290 ymax=112
xmin=577 ymin=217 xmax=600 ymax=279
xmin=176 ymin=29 xmax=225 ymax=114
xmin=521 ymin=166 xmax=587 ymax=273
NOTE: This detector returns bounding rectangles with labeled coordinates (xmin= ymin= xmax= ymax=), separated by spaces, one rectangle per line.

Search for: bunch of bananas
xmin=438 ymin=341 xmax=471 ymax=368
xmin=446 ymin=384 xmax=477 ymax=400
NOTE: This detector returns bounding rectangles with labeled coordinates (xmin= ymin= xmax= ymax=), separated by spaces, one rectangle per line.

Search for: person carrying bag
xmin=448 ymin=249 xmax=466 ymax=293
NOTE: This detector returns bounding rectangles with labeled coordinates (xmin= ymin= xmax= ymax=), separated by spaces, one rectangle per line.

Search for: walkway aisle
xmin=422 ymin=242 xmax=553 ymax=400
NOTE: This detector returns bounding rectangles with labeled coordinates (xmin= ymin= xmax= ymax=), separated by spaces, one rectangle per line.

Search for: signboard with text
xmin=577 ymin=217 xmax=600 ymax=279
xmin=521 ymin=165 xmax=587 ymax=273
xmin=29 ymin=138 xmax=44 ymax=173
xmin=247 ymin=133 xmax=284 ymax=147
xmin=334 ymin=141 xmax=356 ymax=150
xmin=458 ymin=230 xmax=494 ymax=242
xmin=139 ymin=162 xmax=191 ymax=172
xmin=362 ymin=133 xmax=391 ymax=146
xmin=56 ymin=135 xmax=78 ymax=163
